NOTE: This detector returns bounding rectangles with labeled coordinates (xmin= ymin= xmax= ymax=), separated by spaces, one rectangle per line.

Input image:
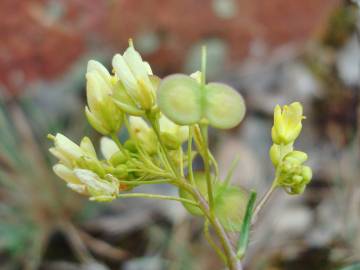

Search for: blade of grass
xmin=236 ymin=190 xmax=257 ymax=259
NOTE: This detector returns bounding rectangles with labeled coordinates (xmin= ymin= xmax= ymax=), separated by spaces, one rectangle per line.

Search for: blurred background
xmin=0 ymin=0 xmax=359 ymax=269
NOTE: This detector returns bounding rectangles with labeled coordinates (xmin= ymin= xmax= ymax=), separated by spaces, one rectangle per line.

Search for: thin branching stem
xmin=110 ymin=133 xmax=124 ymax=152
xmin=116 ymin=192 xmax=199 ymax=207
xmin=252 ymin=182 xmax=277 ymax=224
xmin=187 ymin=126 xmax=195 ymax=186
xmin=204 ymin=220 xmax=227 ymax=263
xmin=200 ymin=124 xmax=215 ymax=215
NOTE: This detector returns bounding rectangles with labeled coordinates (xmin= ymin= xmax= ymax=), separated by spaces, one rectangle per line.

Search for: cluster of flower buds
xmin=48 ymin=134 xmax=124 ymax=201
xmin=46 ymin=40 xmax=314 ymax=268
xmin=269 ymin=102 xmax=312 ymax=194
xmin=112 ymin=43 xmax=158 ymax=115
xmin=48 ymin=41 xmax=196 ymax=202
xmin=85 ymin=61 xmax=123 ymax=135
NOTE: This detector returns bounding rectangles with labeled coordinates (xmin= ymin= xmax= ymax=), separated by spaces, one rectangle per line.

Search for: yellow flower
xmin=85 ymin=60 xmax=123 ymax=135
xmin=112 ymin=43 xmax=155 ymax=111
xmin=271 ymin=102 xmax=304 ymax=145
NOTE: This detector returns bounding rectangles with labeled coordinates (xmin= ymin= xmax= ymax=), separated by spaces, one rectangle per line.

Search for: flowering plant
xmin=48 ymin=40 xmax=311 ymax=270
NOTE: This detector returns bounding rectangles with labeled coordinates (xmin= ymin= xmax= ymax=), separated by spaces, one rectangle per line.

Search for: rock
xmin=273 ymin=204 xmax=312 ymax=237
xmin=337 ymin=35 xmax=360 ymax=87
xmin=123 ymin=256 xmax=168 ymax=270
xmin=234 ymin=56 xmax=321 ymax=115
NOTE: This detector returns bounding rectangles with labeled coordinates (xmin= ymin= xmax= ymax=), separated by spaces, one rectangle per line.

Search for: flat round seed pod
xmin=179 ymin=172 xmax=208 ymax=216
xmin=214 ymin=184 xmax=249 ymax=232
xmin=205 ymin=83 xmax=246 ymax=129
xmin=157 ymin=74 xmax=202 ymax=125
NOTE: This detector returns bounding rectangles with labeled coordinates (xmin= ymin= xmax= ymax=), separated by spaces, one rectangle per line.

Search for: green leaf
xmin=236 ymin=190 xmax=257 ymax=258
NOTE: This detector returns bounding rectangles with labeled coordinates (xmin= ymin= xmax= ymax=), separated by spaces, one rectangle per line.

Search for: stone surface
xmin=0 ymin=0 xmax=341 ymax=95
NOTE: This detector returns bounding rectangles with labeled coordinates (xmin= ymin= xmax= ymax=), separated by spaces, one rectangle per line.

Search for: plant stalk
xmin=252 ymin=182 xmax=277 ymax=224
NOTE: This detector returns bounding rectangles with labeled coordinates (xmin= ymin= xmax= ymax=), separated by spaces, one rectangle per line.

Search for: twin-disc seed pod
xmin=157 ymin=74 xmax=246 ymax=129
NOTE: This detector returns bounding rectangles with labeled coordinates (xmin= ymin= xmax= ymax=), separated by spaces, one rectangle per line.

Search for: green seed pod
xmin=157 ymin=74 xmax=202 ymax=125
xmin=205 ymin=83 xmax=246 ymax=129
xmin=179 ymin=172 xmax=208 ymax=216
xmin=179 ymin=172 xmax=249 ymax=231
xmin=214 ymin=184 xmax=248 ymax=232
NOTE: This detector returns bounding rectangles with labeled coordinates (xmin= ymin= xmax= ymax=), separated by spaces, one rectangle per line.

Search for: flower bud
xmin=49 ymin=134 xmax=100 ymax=169
xmin=124 ymin=139 xmax=138 ymax=153
xmin=109 ymin=151 xmax=128 ymax=167
xmin=129 ymin=116 xmax=157 ymax=154
xmin=80 ymin=137 xmax=97 ymax=158
xmin=112 ymin=44 xmax=155 ymax=111
xmin=100 ymin=136 xmax=128 ymax=165
xmin=74 ymin=169 xmax=119 ymax=202
xmin=53 ymin=164 xmax=87 ymax=194
xmin=85 ymin=60 xmax=123 ymax=135
xmin=301 ymin=166 xmax=312 ymax=184
xmin=48 ymin=133 xmax=84 ymax=167
xmin=269 ymin=144 xmax=281 ymax=167
xmin=76 ymin=156 xmax=106 ymax=178
xmin=112 ymin=164 xmax=128 ymax=179
xmin=159 ymin=114 xmax=189 ymax=149
xmin=112 ymin=81 xmax=145 ymax=116
xmin=271 ymin=102 xmax=304 ymax=145
xmin=283 ymin=150 xmax=308 ymax=164
xmin=275 ymin=150 xmax=312 ymax=195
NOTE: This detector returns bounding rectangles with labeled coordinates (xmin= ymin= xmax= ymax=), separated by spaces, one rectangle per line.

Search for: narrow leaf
xmin=236 ymin=190 xmax=257 ymax=258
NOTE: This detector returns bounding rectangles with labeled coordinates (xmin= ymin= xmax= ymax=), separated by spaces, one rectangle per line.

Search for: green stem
xmin=252 ymin=182 xmax=277 ymax=224
xmin=209 ymin=151 xmax=220 ymax=180
xmin=110 ymin=133 xmax=125 ymax=152
xmin=200 ymin=124 xmax=214 ymax=215
xmin=179 ymin=147 xmax=184 ymax=177
xmin=118 ymin=179 xmax=171 ymax=185
xmin=116 ymin=193 xmax=199 ymax=207
xmin=187 ymin=126 xmax=195 ymax=186
xmin=174 ymin=180 xmax=241 ymax=270
xmin=204 ymin=220 xmax=226 ymax=263
xmin=201 ymin=46 xmax=207 ymax=86
xmin=224 ymin=155 xmax=240 ymax=187
xmin=147 ymin=114 xmax=179 ymax=178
